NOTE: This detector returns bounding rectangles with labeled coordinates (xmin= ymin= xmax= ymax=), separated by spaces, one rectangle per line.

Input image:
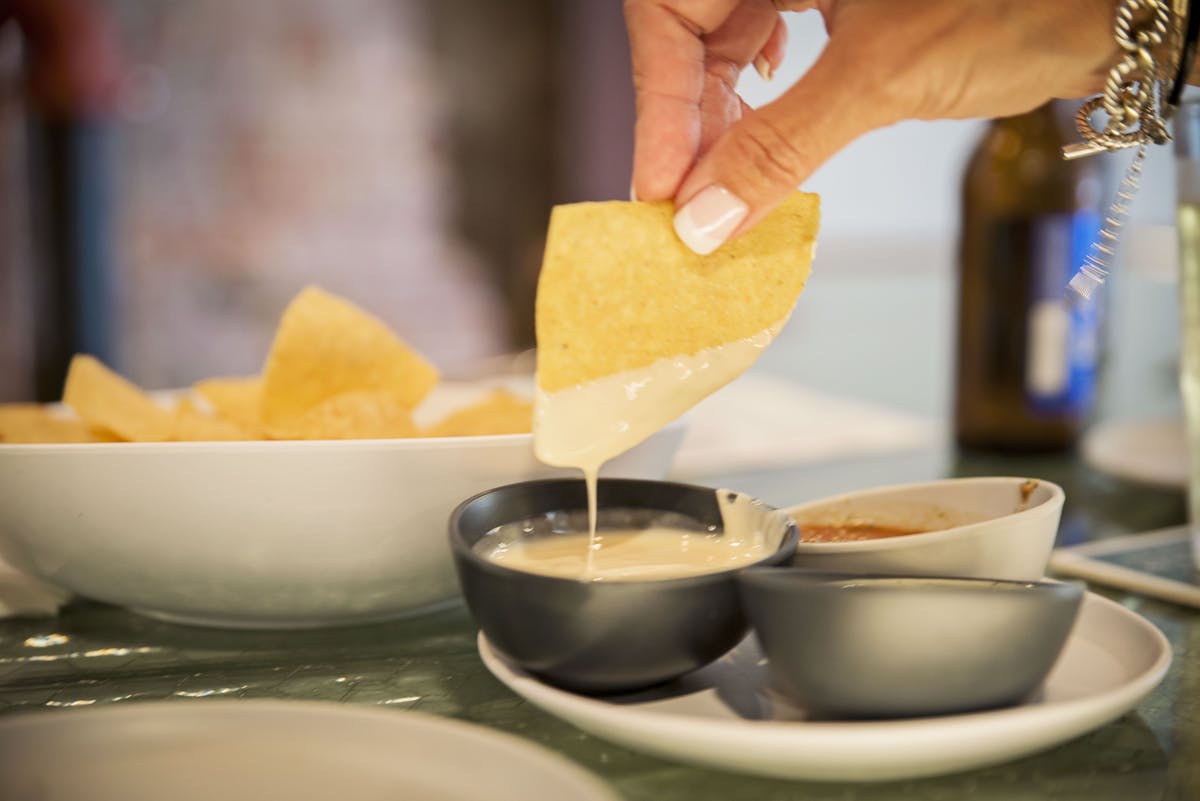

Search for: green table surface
xmin=0 ymin=443 xmax=1194 ymax=801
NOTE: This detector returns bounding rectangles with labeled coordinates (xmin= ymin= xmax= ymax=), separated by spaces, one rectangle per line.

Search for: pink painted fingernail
xmin=673 ymin=186 xmax=748 ymax=255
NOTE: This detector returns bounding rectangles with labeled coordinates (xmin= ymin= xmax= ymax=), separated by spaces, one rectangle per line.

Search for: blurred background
xmin=0 ymin=3 xmax=1183 ymax=439
xmin=0 ymin=0 xmax=637 ymax=400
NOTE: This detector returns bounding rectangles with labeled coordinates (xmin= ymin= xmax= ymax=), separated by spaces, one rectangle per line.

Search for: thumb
xmin=671 ymin=45 xmax=891 ymax=254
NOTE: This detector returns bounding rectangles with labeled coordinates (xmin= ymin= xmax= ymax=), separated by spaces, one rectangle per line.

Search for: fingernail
xmin=673 ymin=186 xmax=749 ymax=255
xmin=630 ymin=179 xmax=639 ymax=202
xmin=753 ymin=54 xmax=774 ymax=82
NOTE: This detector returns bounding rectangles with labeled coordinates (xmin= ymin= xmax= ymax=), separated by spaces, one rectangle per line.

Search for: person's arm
xmin=626 ymin=0 xmax=1120 ymax=254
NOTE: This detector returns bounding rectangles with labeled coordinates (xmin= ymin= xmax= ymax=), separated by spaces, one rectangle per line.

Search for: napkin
xmin=0 ymin=557 xmax=70 ymax=618
xmin=670 ymin=373 xmax=941 ymax=478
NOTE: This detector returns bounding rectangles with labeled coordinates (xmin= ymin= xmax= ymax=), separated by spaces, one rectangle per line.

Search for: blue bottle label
xmin=1024 ymin=211 xmax=1101 ymax=415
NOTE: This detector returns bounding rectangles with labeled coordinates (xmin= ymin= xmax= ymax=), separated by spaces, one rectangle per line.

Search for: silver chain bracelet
xmin=1064 ymin=0 xmax=1181 ymax=160
xmin=1062 ymin=0 xmax=1192 ymax=298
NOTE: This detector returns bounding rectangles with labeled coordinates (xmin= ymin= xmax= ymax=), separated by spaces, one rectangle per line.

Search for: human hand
xmin=625 ymin=0 xmax=1119 ymax=254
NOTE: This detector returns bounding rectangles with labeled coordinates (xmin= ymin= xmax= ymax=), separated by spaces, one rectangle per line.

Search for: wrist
xmin=1168 ymin=0 xmax=1200 ymax=105
xmin=1065 ymin=0 xmax=1195 ymax=158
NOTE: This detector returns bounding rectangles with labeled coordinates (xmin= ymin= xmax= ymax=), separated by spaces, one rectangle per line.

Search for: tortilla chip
xmin=535 ymin=192 xmax=819 ymax=392
xmin=194 ymin=376 xmax=263 ymax=433
xmin=171 ymin=399 xmax=254 ymax=441
xmin=269 ymin=391 xmax=417 ymax=440
xmin=61 ymin=355 xmax=174 ymax=442
xmin=261 ymin=287 xmax=439 ymax=428
xmin=0 ymin=403 xmax=115 ymax=443
xmin=423 ymin=389 xmax=533 ymax=437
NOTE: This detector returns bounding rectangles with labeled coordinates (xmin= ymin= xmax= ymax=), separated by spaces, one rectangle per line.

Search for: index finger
xmin=625 ymin=0 xmax=740 ymax=200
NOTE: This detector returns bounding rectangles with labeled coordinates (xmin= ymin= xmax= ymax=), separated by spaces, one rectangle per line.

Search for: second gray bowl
xmin=738 ymin=569 xmax=1084 ymax=718
xmin=450 ymin=478 xmax=797 ymax=694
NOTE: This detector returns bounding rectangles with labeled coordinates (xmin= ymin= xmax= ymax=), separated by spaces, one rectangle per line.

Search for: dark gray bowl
xmin=450 ymin=478 xmax=797 ymax=694
xmin=738 ymin=569 xmax=1084 ymax=718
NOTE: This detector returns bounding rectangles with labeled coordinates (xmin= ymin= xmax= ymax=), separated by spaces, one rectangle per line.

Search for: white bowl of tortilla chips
xmin=0 ymin=288 xmax=683 ymax=629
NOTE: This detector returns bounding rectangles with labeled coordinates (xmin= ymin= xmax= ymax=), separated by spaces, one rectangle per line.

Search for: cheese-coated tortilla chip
xmin=194 ymin=376 xmax=263 ymax=433
xmin=0 ymin=403 xmax=115 ymax=443
xmin=268 ymin=391 xmax=417 ymax=440
xmin=62 ymin=355 xmax=174 ymax=442
xmin=171 ymin=399 xmax=254 ymax=441
xmin=535 ymin=192 xmax=819 ymax=392
xmin=261 ymin=287 xmax=439 ymax=427
xmin=423 ymin=389 xmax=533 ymax=437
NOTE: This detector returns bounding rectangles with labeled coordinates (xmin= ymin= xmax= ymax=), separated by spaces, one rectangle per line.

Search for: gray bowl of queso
xmin=449 ymin=478 xmax=797 ymax=694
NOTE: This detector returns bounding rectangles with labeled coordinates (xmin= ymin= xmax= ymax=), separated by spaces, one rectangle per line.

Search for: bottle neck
xmin=984 ymin=103 xmax=1064 ymax=158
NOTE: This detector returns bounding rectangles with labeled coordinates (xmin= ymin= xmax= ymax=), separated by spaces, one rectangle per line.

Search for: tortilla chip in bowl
xmin=0 ymin=287 xmax=684 ymax=628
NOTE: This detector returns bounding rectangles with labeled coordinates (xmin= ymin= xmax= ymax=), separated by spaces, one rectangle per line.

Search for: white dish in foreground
xmin=479 ymin=592 xmax=1170 ymax=783
xmin=1082 ymin=417 xmax=1188 ymax=490
xmin=0 ymin=700 xmax=619 ymax=801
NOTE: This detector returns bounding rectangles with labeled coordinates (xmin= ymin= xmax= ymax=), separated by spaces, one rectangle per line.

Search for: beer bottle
xmin=953 ymin=102 xmax=1103 ymax=452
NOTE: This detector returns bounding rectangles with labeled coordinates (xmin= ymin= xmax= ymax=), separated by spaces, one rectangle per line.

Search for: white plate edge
xmin=0 ymin=698 xmax=622 ymax=801
xmin=478 ymin=592 xmax=1172 ymax=782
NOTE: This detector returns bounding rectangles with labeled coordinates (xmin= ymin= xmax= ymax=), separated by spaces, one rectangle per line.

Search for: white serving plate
xmin=480 ymin=592 xmax=1170 ymax=782
xmin=0 ymin=700 xmax=620 ymax=801
xmin=1081 ymin=417 xmax=1189 ymax=490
